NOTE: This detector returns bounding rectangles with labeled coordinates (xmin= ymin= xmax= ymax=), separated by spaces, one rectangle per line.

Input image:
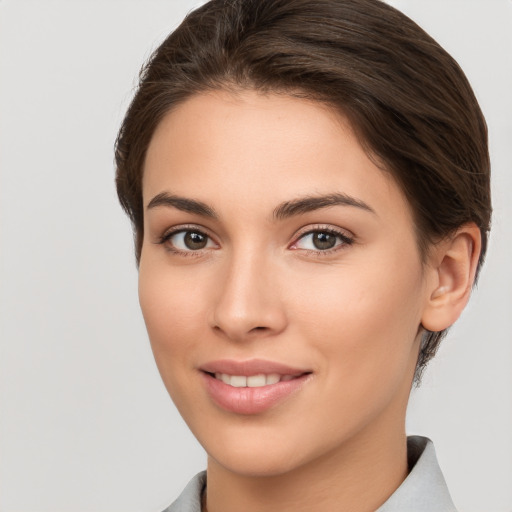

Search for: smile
xmin=213 ymin=373 xmax=298 ymax=387
xmin=199 ymin=359 xmax=312 ymax=414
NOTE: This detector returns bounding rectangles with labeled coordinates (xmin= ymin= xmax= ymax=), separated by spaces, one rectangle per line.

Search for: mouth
xmin=199 ymin=359 xmax=312 ymax=414
xmin=206 ymin=372 xmax=304 ymax=388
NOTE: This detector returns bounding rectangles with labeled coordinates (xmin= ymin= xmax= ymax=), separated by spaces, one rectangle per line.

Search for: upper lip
xmin=199 ymin=358 xmax=311 ymax=376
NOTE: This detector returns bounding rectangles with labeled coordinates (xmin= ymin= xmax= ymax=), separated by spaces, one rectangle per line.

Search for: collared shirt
xmin=163 ymin=436 xmax=457 ymax=512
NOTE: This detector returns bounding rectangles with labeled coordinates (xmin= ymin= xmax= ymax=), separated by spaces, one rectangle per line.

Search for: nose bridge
xmin=211 ymin=244 xmax=286 ymax=340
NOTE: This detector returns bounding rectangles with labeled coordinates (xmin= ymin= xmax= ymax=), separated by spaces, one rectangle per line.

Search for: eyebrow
xmin=273 ymin=193 xmax=376 ymax=220
xmin=147 ymin=192 xmax=218 ymax=219
xmin=146 ymin=191 xmax=375 ymax=221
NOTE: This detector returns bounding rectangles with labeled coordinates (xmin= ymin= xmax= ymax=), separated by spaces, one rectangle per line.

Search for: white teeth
xmin=214 ymin=372 xmax=296 ymax=387
xmin=266 ymin=373 xmax=280 ymax=385
xmin=230 ymin=375 xmax=247 ymax=387
xmin=247 ymin=374 xmax=266 ymax=387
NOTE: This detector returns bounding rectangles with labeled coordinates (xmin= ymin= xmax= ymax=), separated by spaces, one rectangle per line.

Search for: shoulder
xmin=161 ymin=471 xmax=206 ymax=512
xmin=377 ymin=436 xmax=457 ymax=512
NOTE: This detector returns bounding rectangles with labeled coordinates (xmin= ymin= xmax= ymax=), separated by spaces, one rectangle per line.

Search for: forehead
xmin=143 ymin=89 xmax=411 ymax=224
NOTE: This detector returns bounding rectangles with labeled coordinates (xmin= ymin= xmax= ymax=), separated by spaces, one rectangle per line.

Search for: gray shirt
xmin=163 ymin=436 xmax=456 ymax=512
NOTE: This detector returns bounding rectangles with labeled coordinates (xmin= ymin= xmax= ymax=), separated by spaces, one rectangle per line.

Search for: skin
xmin=139 ymin=90 xmax=480 ymax=512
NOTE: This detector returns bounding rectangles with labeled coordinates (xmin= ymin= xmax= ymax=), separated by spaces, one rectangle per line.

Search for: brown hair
xmin=115 ymin=0 xmax=491 ymax=379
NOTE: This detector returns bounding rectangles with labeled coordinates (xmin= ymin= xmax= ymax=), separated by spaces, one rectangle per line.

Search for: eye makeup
xmin=154 ymin=224 xmax=219 ymax=257
xmin=289 ymin=224 xmax=355 ymax=256
xmin=153 ymin=221 xmax=355 ymax=259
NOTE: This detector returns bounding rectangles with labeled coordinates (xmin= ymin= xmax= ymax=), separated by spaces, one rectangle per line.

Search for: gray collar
xmin=164 ymin=436 xmax=456 ymax=512
xmin=163 ymin=470 xmax=205 ymax=512
xmin=377 ymin=436 xmax=456 ymax=511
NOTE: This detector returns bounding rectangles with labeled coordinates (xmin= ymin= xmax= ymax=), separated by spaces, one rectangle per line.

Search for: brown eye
xmin=311 ymin=232 xmax=337 ymax=250
xmin=293 ymin=229 xmax=353 ymax=252
xmin=184 ymin=231 xmax=208 ymax=250
xmin=164 ymin=229 xmax=216 ymax=252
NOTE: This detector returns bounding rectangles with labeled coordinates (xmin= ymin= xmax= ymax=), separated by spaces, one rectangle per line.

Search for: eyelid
xmin=154 ymin=223 xmax=353 ymax=255
xmin=155 ymin=224 xmax=220 ymax=254
xmin=289 ymin=224 xmax=355 ymax=252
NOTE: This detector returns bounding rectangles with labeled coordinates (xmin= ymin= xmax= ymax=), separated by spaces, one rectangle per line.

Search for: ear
xmin=421 ymin=223 xmax=482 ymax=332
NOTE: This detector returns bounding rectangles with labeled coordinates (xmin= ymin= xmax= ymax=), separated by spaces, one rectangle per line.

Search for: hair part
xmin=115 ymin=0 xmax=491 ymax=380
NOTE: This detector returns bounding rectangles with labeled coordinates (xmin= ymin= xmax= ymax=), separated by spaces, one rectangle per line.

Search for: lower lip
xmin=201 ymin=372 xmax=311 ymax=415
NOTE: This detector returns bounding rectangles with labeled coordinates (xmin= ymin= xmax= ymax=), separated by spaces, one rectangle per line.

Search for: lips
xmin=199 ymin=359 xmax=312 ymax=415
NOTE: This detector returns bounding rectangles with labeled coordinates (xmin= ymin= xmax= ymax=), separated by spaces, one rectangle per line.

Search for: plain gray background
xmin=0 ymin=1 xmax=511 ymax=511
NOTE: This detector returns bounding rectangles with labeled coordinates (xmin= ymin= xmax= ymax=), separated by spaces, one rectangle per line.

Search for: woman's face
xmin=139 ymin=90 xmax=431 ymax=476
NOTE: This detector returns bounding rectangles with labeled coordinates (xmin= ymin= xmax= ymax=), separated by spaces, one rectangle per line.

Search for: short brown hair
xmin=115 ymin=0 xmax=491 ymax=378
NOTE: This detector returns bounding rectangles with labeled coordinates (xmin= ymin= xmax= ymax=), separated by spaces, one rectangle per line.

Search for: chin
xmin=189 ymin=418 xmax=300 ymax=477
xmin=197 ymin=415 xmax=344 ymax=479
xmin=209 ymin=447 xmax=305 ymax=478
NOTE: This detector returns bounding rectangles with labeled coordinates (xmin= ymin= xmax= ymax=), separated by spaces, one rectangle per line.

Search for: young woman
xmin=115 ymin=0 xmax=491 ymax=510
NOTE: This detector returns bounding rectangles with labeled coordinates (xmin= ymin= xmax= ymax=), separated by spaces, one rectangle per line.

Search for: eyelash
xmin=289 ymin=225 xmax=354 ymax=255
xmin=155 ymin=224 xmax=354 ymax=257
xmin=156 ymin=225 xmax=218 ymax=257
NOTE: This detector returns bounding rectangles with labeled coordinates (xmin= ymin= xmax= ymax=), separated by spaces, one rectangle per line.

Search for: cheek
xmin=285 ymin=260 xmax=424 ymax=443
xmin=289 ymin=251 xmax=425 ymax=381
xmin=138 ymin=261 xmax=214 ymax=423
xmin=138 ymin=261 xmax=208 ymax=377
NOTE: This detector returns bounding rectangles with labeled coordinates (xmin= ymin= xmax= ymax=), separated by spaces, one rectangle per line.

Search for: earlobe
xmin=421 ymin=223 xmax=481 ymax=332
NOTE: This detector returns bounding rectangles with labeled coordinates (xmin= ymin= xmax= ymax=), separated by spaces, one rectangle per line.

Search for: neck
xmin=205 ymin=418 xmax=408 ymax=512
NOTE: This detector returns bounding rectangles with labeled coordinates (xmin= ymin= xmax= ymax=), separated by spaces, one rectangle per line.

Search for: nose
xmin=210 ymin=250 xmax=288 ymax=342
